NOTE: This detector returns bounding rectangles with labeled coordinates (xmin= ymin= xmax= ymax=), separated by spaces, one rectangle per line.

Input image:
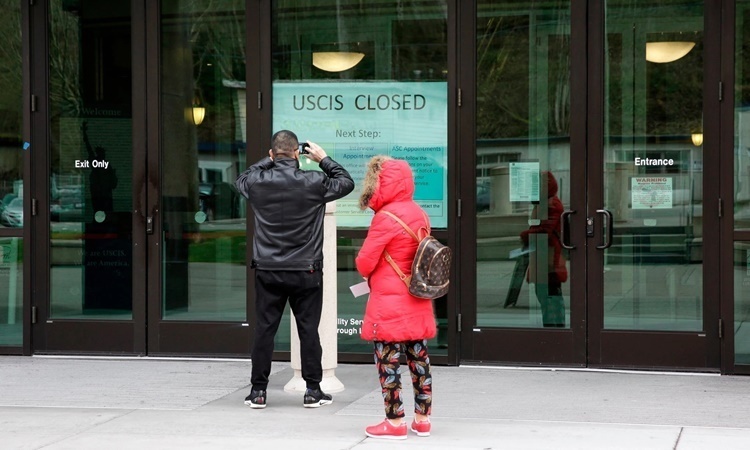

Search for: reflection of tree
xmin=187 ymin=0 xmax=246 ymax=83
xmin=0 ymin=1 xmax=22 ymax=135
xmin=168 ymin=0 xmax=246 ymax=142
xmin=0 ymin=2 xmax=23 ymax=190
xmin=161 ymin=0 xmax=247 ymax=203
xmin=46 ymin=1 xmax=84 ymax=177
xmin=646 ymin=38 xmax=702 ymax=136
xmin=549 ymin=34 xmax=570 ymax=136
xmin=476 ymin=16 xmax=530 ymax=139
xmin=49 ymin=1 xmax=83 ymax=116
xmin=477 ymin=13 xmax=570 ymax=140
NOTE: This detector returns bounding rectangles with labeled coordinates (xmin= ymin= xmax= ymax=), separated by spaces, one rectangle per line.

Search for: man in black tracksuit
xmin=235 ymin=130 xmax=354 ymax=409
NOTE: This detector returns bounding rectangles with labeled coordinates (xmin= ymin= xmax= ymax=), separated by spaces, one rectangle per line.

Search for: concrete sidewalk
xmin=1 ymin=356 xmax=749 ymax=449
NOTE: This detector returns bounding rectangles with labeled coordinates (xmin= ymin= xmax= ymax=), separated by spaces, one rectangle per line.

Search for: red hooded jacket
xmin=355 ymin=158 xmax=437 ymax=342
xmin=520 ymin=171 xmax=567 ymax=283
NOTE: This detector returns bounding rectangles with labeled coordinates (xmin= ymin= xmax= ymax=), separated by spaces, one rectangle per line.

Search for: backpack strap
xmin=379 ymin=210 xmax=424 ymax=288
xmin=381 ymin=211 xmax=419 ymax=242
xmin=381 ymin=210 xmax=431 ymax=239
xmin=383 ymin=251 xmax=411 ymax=286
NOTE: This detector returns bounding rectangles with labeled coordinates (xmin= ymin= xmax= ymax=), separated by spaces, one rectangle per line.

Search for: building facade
xmin=2 ymin=0 xmax=750 ymax=374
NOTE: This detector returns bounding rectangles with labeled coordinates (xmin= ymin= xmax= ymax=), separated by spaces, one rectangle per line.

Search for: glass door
xmin=588 ymin=0 xmax=720 ymax=369
xmin=463 ymin=0 xmax=721 ymax=370
xmin=722 ymin=0 xmax=750 ymax=374
xmin=149 ymin=0 xmax=250 ymax=355
xmin=33 ymin=0 xmax=147 ymax=352
xmin=32 ymin=0 xmax=253 ymax=355
xmin=0 ymin=0 xmax=26 ymax=351
xmin=464 ymin=0 xmax=587 ymax=364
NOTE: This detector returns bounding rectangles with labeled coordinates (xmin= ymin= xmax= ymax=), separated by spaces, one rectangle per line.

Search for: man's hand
xmin=302 ymin=141 xmax=328 ymax=163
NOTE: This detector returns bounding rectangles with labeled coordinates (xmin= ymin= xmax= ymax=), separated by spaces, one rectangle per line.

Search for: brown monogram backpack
xmin=381 ymin=210 xmax=452 ymax=299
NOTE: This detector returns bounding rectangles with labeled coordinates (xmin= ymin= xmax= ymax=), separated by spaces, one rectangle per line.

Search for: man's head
xmin=270 ymin=130 xmax=299 ymax=160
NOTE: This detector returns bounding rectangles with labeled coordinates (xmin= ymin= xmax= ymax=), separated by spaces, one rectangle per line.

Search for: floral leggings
xmin=373 ymin=340 xmax=432 ymax=419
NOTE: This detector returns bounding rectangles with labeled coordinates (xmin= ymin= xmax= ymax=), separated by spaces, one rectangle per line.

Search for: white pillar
xmin=490 ymin=165 xmax=512 ymax=215
xmin=284 ymin=201 xmax=345 ymax=393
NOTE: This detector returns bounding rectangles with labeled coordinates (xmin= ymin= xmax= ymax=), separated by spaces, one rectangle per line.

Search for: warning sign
xmin=631 ymin=177 xmax=672 ymax=209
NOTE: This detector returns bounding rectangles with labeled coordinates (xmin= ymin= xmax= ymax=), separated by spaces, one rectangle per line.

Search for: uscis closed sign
xmin=274 ymin=81 xmax=448 ymax=228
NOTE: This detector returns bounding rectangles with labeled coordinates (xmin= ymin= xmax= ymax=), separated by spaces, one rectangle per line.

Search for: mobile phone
xmin=299 ymin=142 xmax=311 ymax=154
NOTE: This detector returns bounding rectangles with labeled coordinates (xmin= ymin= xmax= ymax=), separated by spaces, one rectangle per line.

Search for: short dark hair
xmin=271 ymin=130 xmax=299 ymax=159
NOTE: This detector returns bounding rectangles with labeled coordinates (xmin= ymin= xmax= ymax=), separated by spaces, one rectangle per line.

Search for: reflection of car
xmin=477 ymin=181 xmax=490 ymax=212
xmin=198 ymin=182 xmax=240 ymax=221
xmin=0 ymin=197 xmax=23 ymax=227
xmin=2 ymin=193 xmax=17 ymax=206
xmin=50 ymin=196 xmax=85 ymax=222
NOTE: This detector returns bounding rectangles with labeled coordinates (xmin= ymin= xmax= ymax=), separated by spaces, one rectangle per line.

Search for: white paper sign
xmin=631 ymin=177 xmax=673 ymax=209
xmin=509 ymin=162 xmax=540 ymax=202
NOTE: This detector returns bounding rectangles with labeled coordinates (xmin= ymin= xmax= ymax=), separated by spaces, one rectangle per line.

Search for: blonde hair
xmin=358 ymin=155 xmax=393 ymax=210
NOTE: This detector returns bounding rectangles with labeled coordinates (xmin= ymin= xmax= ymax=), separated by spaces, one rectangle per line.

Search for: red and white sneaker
xmin=410 ymin=418 xmax=431 ymax=437
xmin=365 ymin=419 xmax=407 ymax=440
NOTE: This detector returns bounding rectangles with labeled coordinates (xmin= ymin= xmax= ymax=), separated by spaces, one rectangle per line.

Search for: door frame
xmin=458 ymin=0 xmax=588 ymax=366
xmin=585 ymin=0 xmax=722 ymax=370
xmin=143 ymin=0 xmax=258 ymax=356
xmin=720 ymin=0 xmax=748 ymax=375
xmin=459 ymin=0 xmax=724 ymax=371
xmin=30 ymin=0 xmax=148 ymax=354
xmin=1 ymin=0 xmax=33 ymax=356
xmin=30 ymin=0 xmax=262 ymax=356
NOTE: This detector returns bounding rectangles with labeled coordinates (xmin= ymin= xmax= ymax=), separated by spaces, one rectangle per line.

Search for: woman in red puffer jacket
xmin=520 ymin=171 xmax=567 ymax=327
xmin=356 ymin=155 xmax=436 ymax=440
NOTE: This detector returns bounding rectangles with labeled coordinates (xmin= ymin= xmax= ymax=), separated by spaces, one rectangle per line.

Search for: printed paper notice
xmin=509 ymin=162 xmax=540 ymax=202
xmin=631 ymin=177 xmax=673 ymax=209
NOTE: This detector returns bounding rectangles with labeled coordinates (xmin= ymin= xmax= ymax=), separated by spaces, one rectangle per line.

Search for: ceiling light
xmin=312 ymin=52 xmax=365 ymax=72
xmin=645 ymin=41 xmax=695 ymax=63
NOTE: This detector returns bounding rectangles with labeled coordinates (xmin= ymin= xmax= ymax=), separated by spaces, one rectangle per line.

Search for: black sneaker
xmin=303 ymin=388 xmax=333 ymax=408
xmin=244 ymin=389 xmax=267 ymax=409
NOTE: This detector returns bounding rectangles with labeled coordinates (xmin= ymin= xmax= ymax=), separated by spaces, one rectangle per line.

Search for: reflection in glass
xmin=273 ymin=1 xmax=448 ymax=354
xmin=475 ymin=1 xmax=571 ymax=329
xmin=49 ymin=0 xmax=133 ymax=319
xmin=736 ymin=2 xmax=750 ymax=231
xmin=0 ymin=2 xmax=19 ymax=332
xmin=161 ymin=0 xmax=247 ymax=321
xmin=735 ymin=2 xmax=750 ymax=365
xmin=0 ymin=238 xmax=22 ymax=346
xmin=0 ymin=197 xmax=23 ymax=228
xmin=603 ymin=0 xmax=703 ymax=331
xmin=734 ymin=243 xmax=750 ymax=364
xmin=0 ymin=1 xmax=23 ymax=231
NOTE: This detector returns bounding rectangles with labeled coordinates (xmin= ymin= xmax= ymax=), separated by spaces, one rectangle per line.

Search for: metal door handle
xmin=146 ymin=216 xmax=154 ymax=235
xmin=560 ymin=209 xmax=575 ymax=249
xmin=596 ymin=209 xmax=613 ymax=249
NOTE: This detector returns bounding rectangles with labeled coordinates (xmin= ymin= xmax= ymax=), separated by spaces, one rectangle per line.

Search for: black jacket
xmin=235 ymin=156 xmax=354 ymax=271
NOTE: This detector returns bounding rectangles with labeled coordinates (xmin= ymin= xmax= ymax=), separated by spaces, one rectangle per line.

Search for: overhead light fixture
xmin=192 ymin=103 xmax=206 ymax=126
xmin=645 ymin=41 xmax=695 ymax=63
xmin=691 ymin=133 xmax=703 ymax=147
xmin=186 ymin=92 xmax=205 ymax=126
xmin=312 ymin=51 xmax=364 ymax=72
